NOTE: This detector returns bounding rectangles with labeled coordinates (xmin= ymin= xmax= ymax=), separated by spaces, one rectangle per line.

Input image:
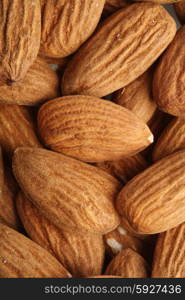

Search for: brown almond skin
xmin=153 ymin=26 xmax=185 ymax=117
xmin=0 ymin=0 xmax=41 ymax=83
xmin=105 ymin=248 xmax=149 ymax=278
xmin=40 ymin=0 xmax=105 ymax=58
xmin=116 ymin=150 xmax=185 ymax=234
xmin=0 ymin=58 xmax=59 ymax=106
xmin=152 ymin=222 xmax=185 ymax=278
xmin=62 ymin=3 xmax=176 ymax=97
xmin=16 ymin=192 xmax=105 ymax=277
xmin=103 ymin=0 xmax=129 ymax=18
xmin=0 ymin=223 xmax=71 ymax=278
xmin=38 ymin=96 xmax=153 ymax=163
xmin=174 ymin=1 xmax=185 ymax=23
xmin=114 ymin=70 xmax=156 ymax=123
xmin=134 ymin=0 xmax=182 ymax=3
xmin=13 ymin=147 xmax=121 ymax=235
xmin=0 ymin=104 xmax=41 ymax=158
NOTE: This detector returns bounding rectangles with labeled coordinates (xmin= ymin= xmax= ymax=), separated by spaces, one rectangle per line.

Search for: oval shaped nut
xmin=38 ymin=96 xmax=153 ymax=163
xmin=0 ymin=223 xmax=71 ymax=278
xmin=40 ymin=0 xmax=105 ymax=58
xmin=152 ymin=222 xmax=185 ymax=278
xmin=16 ymin=192 xmax=105 ymax=277
xmin=153 ymin=26 xmax=185 ymax=117
xmin=13 ymin=147 xmax=121 ymax=235
xmin=105 ymin=248 xmax=149 ymax=278
xmin=114 ymin=70 xmax=156 ymax=123
xmin=0 ymin=0 xmax=41 ymax=83
xmin=0 ymin=58 xmax=59 ymax=106
xmin=153 ymin=118 xmax=185 ymax=162
xmin=174 ymin=1 xmax=185 ymax=24
xmin=116 ymin=150 xmax=185 ymax=234
xmin=62 ymin=3 xmax=176 ymax=97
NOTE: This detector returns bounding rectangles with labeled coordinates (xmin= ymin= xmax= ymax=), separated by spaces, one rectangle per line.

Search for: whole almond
xmin=153 ymin=26 xmax=185 ymax=117
xmin=38 ymin=96 xmax=153 ymax=162
xmin=105 ymin=248 xmax=149 ymax=278
xmin=174 ymin=1 xmax=185 ymax=23
xmin=0 ymin=0 xmax=41 ymax=83
xmin=152 ymin=222 xmax=185 ymax=278
xmin=13 ymin=147 xmax=120 ymax=234
xmin=16 ymin=192 xmax=105 ymax=277
xmin=62 ymin=3 xmax=176 ymax=97
xmin=0 ymin=58 xmax=59 ymax=106
xmin=116 ymin=150 xmax=185 ymax=234
xmin=0 ymin=223 xmax=71 ymax=278
xmin=40 ymin=0 xmax=105 ymax=58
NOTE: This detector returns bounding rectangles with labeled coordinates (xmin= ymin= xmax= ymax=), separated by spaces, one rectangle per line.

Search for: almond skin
xmin=103 ymin=0 xmax=129 ymax=18
xmin=40 ymin=0 xmax=105 ymax=58
xmin=38 ymin=96 xmax=153 ymax=163
xmin=0 ymin=0 xmax=41 ymax=83
xmin=16 ymin=192 xmax=105 ymax=277
xmin=116 ymin=150 xmax=185 ymax=234
xmin=153 ymin=26 xmax=185 ymax=117
xmin=174 ymin=1 xmax=185 ymax=23
xmin=62 ymin=3 xmax=176 ymax=97
xmin=0 ymin=223 xmax=71 ymax=278
xmin=0 ymin=58 xmax=59 ymax=106
xmin=13 ymin=147 xmax=120 ymax=234
xmin=152 ymin=222 xmax=185 ymax=278
xmin=105 ymin=248 xmax=149 ymax=278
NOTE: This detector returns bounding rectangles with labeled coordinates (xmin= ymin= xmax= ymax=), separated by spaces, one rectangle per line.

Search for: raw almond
xmin=38 ymin=96 xmax=153 ymax=162
xmin=13 ymin=147 xmax=121 ymax=234
xmin=0 ymin=0 xmax=41 ymax=83
xmin=0 ymin=223 xmax=71 ymax=278
xmin=40 ymin=0 xmax=105 ymax=58
xmin=16 ymin=192 xmax=105 ymax=277
xmin=62 ymin=3 xmax=176 ymax=97
xmin=116 ymin=150 xmax=185 ymax=234
xmin=174 ymin=1 xmax=185 ymax=23
xmin=103 ymin=0 xmax=129 ymax=18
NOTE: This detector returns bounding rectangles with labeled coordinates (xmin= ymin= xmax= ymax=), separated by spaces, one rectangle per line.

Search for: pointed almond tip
xmin=148 ymin=134 xmax=154 ymax=144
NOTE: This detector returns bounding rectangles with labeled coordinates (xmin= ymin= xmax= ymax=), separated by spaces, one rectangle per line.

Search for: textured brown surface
xmin=13 ymin=147 xmax=120 ymax=234
xmin=40 ymin=0 xmax=105 ymax=58
xmin=0 ymin=223 xmax=71 ymax=278
xmin=38 ymin=96 xmax=153 ymax=162
xmin=152 ymin=222 xmax=185 ymax=277
xmin=174 ymin=1 xmax=185 ymax=23
xmin=134 ymin=0 xmax=182 ymax=3
xmin=62 ymin=3 xmax=176 ymax=97
xmin=105 ymin=248 xmax=148 ymax=277
xmin=114 ymin=70 xmax=156 ymax=123
xmin=153 ymin=26 xmax=185 ymax=116
xmin=0 ymin=58 xmax=59 ymax=106
xmin=103 ymin=0 xmax=129 ymax=18
xmin=17 ymin=192 xmax=105 ymax=277
xmin=0 ymin=0 xmax=41 ymax=83
xmin=116 ymin=150 xmax=185 ymax=234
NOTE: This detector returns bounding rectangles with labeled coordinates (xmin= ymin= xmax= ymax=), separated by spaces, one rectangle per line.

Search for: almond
xmin=38 ymin=96 xmax=153 ymax=162
xmin=174 ymin=1 xmax=185 ymax=23
xmin=13 ymin=147 xmax=120 ymax=234
xmin=0 ymin=58 xmax=59 ymax=106
xmin=62 ymin=3 xmax=176 ymax=97
xmin=40 ymin=0 xmax=105 ymax=58
xmin=116 ymin=150 xmax=185 ymax=234
xmin=152 ymin=222 xmax=185 ymax=278
xmin=16 ymin=192 xmax=105 ymax=277
xmin=0 ymin=0 xmax=41 ymax=83
xmin=0 ymin=223 xmax=71 ymax=278
xmin=105 ymin=248 xmax=149 ymax=278
xmin=103 ymin=0 xmax=129 ymax=18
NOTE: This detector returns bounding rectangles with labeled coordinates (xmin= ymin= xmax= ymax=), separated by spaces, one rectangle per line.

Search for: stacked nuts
xmin=0 ymin=0 xmax=185 ymax=278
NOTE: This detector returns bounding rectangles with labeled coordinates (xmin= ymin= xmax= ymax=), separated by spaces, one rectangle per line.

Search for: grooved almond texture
xmin=114 ymin=70 xmax=156 ymax=123
xmin=0 ymin=223 xmax=71 ymax=278
xmin=62 ymin=3 xmax=176 ymax=97
xmin=0 ymin=104 xmax=41 ymax=157
xmin=0 ymin=58 xmax=59 ymax=106
xmin=152 ymin=222 xmax=185 ymax=278
xmin=13 ymin=147 xmax=120 ymax=234
xmin=153 ymin=26 xmax=185 ymax=117
xmin=103 ymin=0 xmax=129 ymax=18
xmin=16 ymin=192 xmax=105 ymax=277
xmin=174 ymin=1 xmax=185 ymax=23
xmin=38 ymin=96 xmax=153 ymax=162
xmin=40 ymin=0 xmax=105 ymax=58
xmin=105 ymin=248 xmax=148 ymax=278
xmin=0 ymin=0 xmax=41 ymax=83
xmin=116 ymin=150 xmax=185 ymax=234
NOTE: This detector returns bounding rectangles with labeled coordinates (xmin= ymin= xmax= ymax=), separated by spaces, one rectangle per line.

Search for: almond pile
xmin=0 ymin=0 xmax=185 ymax=279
